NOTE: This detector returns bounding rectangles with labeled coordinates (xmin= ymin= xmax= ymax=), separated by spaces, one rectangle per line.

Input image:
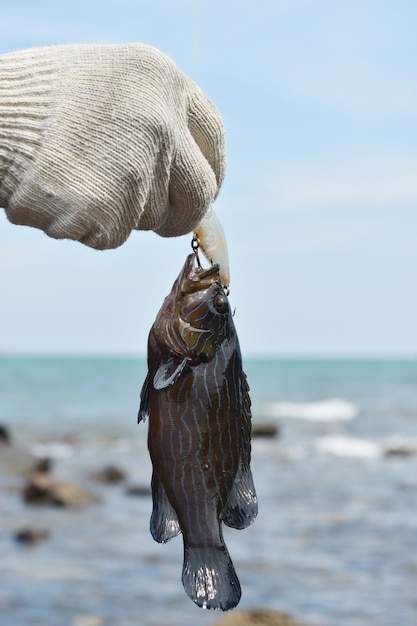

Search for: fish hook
xmin=191 ymin=235 xmax=203 ymax=270
xmin=191 ymin=233 xmax=230 ymax=296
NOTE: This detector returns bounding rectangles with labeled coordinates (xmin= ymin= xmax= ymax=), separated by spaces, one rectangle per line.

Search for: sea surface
xmin=0 ymin=356 xmax=416 ymax=626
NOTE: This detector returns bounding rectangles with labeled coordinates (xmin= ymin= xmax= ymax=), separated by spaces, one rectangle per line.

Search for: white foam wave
xmin=263 ymin=398 xmax=359 ymax=422
xmin=315 ymin=435 xmax=382 ymax=459
xmin=31 ymin=442 xmax=74 ymax=460
xmin=314 ymin=434 xmax=417 ymax=460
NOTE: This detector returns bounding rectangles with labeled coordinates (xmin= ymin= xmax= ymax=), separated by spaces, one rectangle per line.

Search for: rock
xmin=0 ymin=424 xmax=52 ymax=474
xmin=34 ymin=457 xmax=53 ymax=472
xmin=22 ymin=472 xmax=100 ymax=508
xmin=0 ymin=441 xmax=51 ymax=476
xmin=91 ymin=465 xmax=127 ymax=484
xmin=50 ymin=482 xmax=101 ymax=507
xmin=14 ymin=527 xmax=50 ymax=545
xmin=385 ymin=447 xmax=416 ymax=458
xmin=252 ymin=422 xmax=279 ymax=438
xmin=72 ymin=615 xmax=104 ymax=626
xmin=212 ymin=609 xmax=307 ymax=626
xmin=0 ymin=424 xmax=11 ymax=444
xmin=125 ymin=484 xmax=152 ymax=497
xmin=384 ymin=437 xmax=417 ymax=458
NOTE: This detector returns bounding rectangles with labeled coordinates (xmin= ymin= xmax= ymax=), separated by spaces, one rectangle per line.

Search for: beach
xmin=1 ymin=356 xmax=416 ymax=626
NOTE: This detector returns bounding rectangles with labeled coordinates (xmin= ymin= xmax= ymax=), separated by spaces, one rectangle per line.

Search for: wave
xmin=262 ymin=398 xmax=359 ymax=422
xmin=314 ymin=434 xmax=417 ymax=459
xmin=31 ymin=441 xmax=74 ymax=460
xmin=315 ymin=435 xmax=381 ymax=459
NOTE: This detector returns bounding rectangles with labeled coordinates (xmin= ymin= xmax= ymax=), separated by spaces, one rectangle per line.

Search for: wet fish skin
xmin=138 ymin=254 xmax=257 ymax=611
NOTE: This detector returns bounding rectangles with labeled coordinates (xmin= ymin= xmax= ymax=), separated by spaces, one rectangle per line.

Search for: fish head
xmin=153 ymin=254 xmax=235 ymax=363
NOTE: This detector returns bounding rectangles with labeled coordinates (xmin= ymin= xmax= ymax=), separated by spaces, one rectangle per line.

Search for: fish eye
xmin=214 ymin=293 xmax=228 ymax=313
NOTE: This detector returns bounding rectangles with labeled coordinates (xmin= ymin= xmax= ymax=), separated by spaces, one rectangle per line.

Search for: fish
xmin=138 ymin=253 xmax=257 ymax=611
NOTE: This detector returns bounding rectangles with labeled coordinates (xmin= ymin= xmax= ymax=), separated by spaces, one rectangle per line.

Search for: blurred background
xmin=1 ymin=3 xmax=417 ymax=626
xmin=0 ymin=0 xmax=416 ymax=357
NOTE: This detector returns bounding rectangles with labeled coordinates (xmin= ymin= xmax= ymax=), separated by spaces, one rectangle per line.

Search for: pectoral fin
xmin=153 ymin=354 xmax=187 ymax=390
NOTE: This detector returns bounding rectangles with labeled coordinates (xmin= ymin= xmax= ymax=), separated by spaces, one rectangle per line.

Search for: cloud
xmin=264 ymin=152 xmax=417 ymax=211
xmin=217 ymin=150 xmax=417 ymax=258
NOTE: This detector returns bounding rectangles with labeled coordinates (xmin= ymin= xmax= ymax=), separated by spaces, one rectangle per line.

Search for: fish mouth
xmin=180 ymin=254 xmax=221 ymax=294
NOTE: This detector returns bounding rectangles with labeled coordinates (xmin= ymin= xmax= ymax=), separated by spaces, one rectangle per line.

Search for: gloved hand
xmin=0 ymin=44 xmax=226 ymax=249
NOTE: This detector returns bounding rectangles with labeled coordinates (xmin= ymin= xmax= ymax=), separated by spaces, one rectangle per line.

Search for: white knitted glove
xmin=0 ymin=44 xmax=225 ymax=249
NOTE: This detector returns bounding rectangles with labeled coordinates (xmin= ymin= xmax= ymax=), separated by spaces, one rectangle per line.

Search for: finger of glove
xmin=185 ymin=78 xmax=226 ymax=193
xmin=154 ymin=130 xmax=218 ymax=237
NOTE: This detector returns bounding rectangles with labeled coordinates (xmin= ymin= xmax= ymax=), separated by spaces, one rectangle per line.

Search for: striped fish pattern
xmin=138 ymin=253 xmax=257 ymax=611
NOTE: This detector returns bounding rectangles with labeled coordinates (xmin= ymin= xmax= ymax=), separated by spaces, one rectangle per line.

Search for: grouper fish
xmin=138 ymin=253 xmax=257 ymax=611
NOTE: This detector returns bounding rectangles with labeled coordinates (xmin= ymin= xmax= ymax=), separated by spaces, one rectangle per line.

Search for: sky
xmin=0 ymin=0 xmax=416 ymax=357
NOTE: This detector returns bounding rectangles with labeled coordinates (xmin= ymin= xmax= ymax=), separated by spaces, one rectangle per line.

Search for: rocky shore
xmin=0 ymin=422 xmax=308 ymax=626
xmin=213 ymin=609 xmax=307 ymax=626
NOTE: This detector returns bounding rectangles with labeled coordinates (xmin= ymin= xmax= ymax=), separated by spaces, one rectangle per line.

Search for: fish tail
xmin=182 ymin=543 xmax=241 ymax=611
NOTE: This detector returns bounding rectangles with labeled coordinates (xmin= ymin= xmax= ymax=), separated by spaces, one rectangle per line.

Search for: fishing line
xmin=194 ymin=0 xmax=199 ymax=76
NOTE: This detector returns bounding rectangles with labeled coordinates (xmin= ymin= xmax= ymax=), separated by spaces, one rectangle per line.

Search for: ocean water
xmin=0 ymin=356 xmax=416 ymax=626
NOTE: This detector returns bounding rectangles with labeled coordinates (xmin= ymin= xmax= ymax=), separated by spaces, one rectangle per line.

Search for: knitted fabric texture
xmin=0 ymin=44 xmax=226 ymax=249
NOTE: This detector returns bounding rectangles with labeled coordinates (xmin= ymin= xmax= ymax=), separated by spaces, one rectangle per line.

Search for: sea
xmin=0 ymin=356 xmax=416 ymax=626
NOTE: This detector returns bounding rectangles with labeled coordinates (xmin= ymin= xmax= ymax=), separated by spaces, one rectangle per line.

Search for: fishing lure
xmin=193 ymin=207 xmax=230 ymax=290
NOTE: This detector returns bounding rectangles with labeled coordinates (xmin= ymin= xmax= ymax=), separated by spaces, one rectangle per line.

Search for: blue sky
xmin=0 ymin=0 xmax=416 ymax=356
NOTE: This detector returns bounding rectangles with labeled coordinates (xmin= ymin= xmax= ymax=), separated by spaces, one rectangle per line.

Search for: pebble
xmin=14 ymin=528 xmax=51 ymax=545
xmin=252 ymin=422 xmax=279 ymax=438
xmin=90 ymin=464 xmax=127 ymax=484
xmin=125 ymin=484 xmax=152 ymax=497
xmin=213 ymin=609 xmax=307 ymax=626
xmin=22 ymin=472 xmax=100 ymax=508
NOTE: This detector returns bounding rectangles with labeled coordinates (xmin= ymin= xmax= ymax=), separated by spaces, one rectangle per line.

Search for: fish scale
xmin=138 ymin=253 xmax=257 ymax=611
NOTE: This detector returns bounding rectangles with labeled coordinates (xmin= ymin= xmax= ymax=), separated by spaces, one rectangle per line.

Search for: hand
xmin=0 ymin=44 xmax=226 ymax=249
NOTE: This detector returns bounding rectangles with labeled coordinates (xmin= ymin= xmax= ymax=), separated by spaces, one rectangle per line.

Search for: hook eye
xmin=191 ymin=234 xmax=202 ymax=269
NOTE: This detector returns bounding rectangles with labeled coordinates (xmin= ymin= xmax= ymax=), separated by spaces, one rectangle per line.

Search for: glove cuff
xmin=0 ymin=48 xmax=56 ymax=209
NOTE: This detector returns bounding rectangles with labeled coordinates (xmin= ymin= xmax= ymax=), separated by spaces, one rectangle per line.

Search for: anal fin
xmin=222 ymin=464 xmax=258 ymax=530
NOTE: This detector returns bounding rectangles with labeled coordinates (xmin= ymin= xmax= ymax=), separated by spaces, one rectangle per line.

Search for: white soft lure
xmin=194 ymin=208 xmax=230 ymax=290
